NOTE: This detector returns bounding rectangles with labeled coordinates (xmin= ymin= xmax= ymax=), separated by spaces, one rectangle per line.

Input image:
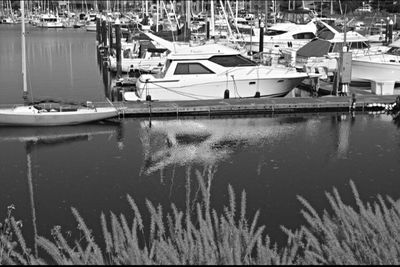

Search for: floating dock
xmin=113 ymin=94 xmax=398 ymax=118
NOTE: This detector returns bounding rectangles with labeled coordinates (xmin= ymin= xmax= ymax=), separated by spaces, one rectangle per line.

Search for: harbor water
xmin=1 ymin=25 xmax=400 ymax=250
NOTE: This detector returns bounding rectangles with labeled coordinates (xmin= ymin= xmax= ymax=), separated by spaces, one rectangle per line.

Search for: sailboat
xmin=0 ymin=1 xmax=120 ymax=127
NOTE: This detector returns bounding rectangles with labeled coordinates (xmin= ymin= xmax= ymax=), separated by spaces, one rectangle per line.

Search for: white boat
xmin=295 ymin=20 xmax=389 ymax=73
xmin=1 ymin=16 xmax=17 ymax=24
xmin=351 ymin=39 xmax=400 ymax=83
xmin=0 ymin=104 xmax=119 ymax=126
xmin=124 ymin=32 xmax=309 ymax=102
xmin=85 ymin=13 xmax=97 ymax=32
xmin=0 ymin=1 xmax=119 ymax=127
xmin=37 ymin=13 xmax=63 ymax=28
xmin=238 ymin=20 xmax=318 ymax=53
xmin=109 ymin=40 xmax=168 ymax=73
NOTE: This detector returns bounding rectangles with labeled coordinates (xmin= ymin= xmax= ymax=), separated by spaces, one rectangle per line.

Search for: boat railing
xmin=0 ymin=101 xmax=124 ymax=110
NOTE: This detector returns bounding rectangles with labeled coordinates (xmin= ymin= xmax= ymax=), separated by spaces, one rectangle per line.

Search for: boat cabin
xmin=158 ymin=47 xmax=257 ymax=78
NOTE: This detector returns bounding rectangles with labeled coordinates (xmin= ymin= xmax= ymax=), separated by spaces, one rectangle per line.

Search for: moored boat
xmin=124 ymin=33 xmax=309 ymax=102
xmin=0 ymin=1 xmax=120 ymax=127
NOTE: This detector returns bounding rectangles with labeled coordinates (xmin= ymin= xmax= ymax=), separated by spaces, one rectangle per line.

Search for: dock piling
xmin=259 ymin=21 xmax=264 ymax=53
xmin=101 ymin=18 xmax=107 ymax=48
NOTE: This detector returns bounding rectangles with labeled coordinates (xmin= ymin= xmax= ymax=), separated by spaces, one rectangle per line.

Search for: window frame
xmin=173 ymin=62 xmax=215 ymax=75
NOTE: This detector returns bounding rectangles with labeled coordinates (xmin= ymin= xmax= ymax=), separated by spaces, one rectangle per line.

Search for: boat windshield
xmin=265 ymin=30 xmax=287 ymax=36
xmin=209 ymin=55 xmax=258 ymax=67
xmin=386 ymin=47 xmax=400 ymax=56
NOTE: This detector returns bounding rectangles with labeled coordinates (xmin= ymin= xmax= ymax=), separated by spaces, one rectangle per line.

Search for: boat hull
xmin=0 ymin=107 xmax=118 ymax=126
xmin=352 ymin=57 xmax=400 ymax=83
xmin=125 ymin=74 xmax=307 ymax=101
xmin=37 ymin=22 xmax=64 ymax=28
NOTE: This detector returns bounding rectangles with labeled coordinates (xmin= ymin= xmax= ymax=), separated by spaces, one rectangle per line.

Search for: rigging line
xmin=148 ymin=81 xmax=211 ymax=100
xmin=231 ymin=75 xmax=241 ymax=98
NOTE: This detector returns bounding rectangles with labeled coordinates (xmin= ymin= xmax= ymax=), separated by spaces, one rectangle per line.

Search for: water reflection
xmin=138 ymin=117 xmax=305 ymax=176
xmin=0 ymin=122 xmax=124 ymax=254
xmin=0 ymin=25 xmax=105 ymax=104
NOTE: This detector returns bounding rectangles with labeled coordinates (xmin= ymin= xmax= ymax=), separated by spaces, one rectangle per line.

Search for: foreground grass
xmin=2 ymin=175 xmax=400 ymax=265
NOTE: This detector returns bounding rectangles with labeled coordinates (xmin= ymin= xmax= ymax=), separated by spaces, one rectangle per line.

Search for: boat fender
xmin=255 ymin=91 xmax=261 ymax=98
xmin=224 ymin=90 xmax=230 ymax=99
xmin=350 ymin=94 xmax=356 ymax=111
xmin=146 ymin=95 xmax=152 ymax=101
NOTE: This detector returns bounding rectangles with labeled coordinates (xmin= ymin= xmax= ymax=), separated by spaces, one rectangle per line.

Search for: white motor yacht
xmin=109 ymin=40 xmax=168 ymax=73
xmin=352 ymin=39 xmax=400 ymax=83
xmin=238 ymin=20 xmax=317 ymax=53
xmin=37 ymin=13 xmax=63 ymax=28
xmin=124 ymin=34 xmax=309 ymax=102
xmin=295 ymin=20 xmax=389 ymax=73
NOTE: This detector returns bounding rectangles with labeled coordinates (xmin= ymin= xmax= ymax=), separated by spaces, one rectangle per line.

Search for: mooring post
xmin=102 ymin=17 xmax=107 ymax=47
xmin=388 ymin=19 xmax=394 ymax=44
xmin=96 ymin=15 xmax=101 ymax=44
xmin=206 ymin=20 xmax=210 ymax=40
xmin=385 ymin=17 xmax=390 ymax=44
xmin=259 ymin=21 xmax=264 ymax=54
xmin=108 ymin=22 xmax=113 ymax=55
xmin=115 ymin=18 xmax=122 ymax=78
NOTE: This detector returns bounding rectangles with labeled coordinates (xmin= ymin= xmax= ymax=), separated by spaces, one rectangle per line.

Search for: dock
xmin=114 ymin=94 xmax=398 ymax=118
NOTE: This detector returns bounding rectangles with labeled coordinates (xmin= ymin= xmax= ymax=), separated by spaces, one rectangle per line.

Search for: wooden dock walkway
xmin=114 ymin=94 xmax=399 ymax=118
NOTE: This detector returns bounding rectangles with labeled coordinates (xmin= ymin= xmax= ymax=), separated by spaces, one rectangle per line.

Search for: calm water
xmin=1 ymin=25 xmax=400 ymax=251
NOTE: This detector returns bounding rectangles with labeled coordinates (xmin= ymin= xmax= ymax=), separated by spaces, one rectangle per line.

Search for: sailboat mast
xmin=21 ymin=0 xmax=28 ymax=101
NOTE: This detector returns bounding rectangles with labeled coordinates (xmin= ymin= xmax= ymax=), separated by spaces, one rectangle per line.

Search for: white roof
xmin=144 ymin=32 xmax=240 ymax=60
xmin=168 ymin=44 xmax=240 ymax=60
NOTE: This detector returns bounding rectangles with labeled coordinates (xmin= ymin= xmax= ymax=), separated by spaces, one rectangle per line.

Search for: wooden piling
xmin=108 ymin=22 xmax=113 ymax=52
xmin=206 ymin=20 xmax=210 ymax=40
xmin=102 ymin=19 xmax=107 ymax=47
xmin=96 ymin=16 xmax=101 ymax=44
xmin=388 ymin=19 xmax=394 ymax=44
xmin=259 ymin=21 xmax=264 ymax=53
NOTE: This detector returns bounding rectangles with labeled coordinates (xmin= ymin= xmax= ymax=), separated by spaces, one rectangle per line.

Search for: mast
xmin=210 ymin=0 xmax=214 ymax=36
xmin=21 ymin=0 xmax=28 ymax=102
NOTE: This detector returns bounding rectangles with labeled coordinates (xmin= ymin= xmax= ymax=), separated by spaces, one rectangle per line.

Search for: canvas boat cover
xmin=296 ymin=39 xmax=332 ymax=57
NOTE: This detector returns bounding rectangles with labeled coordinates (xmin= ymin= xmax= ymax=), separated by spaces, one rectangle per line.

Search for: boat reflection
xmin=0 ymin=122 xmax=123 ymax=146
xmin=139 ymin=116 xmax=305 ymax=176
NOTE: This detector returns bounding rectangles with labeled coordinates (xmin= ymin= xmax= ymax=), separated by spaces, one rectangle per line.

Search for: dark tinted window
xmin=209 ymin=55 xmax=257 ymax=67
xmin=292 ymin=32 xmax=316 ymax=39
xmin=174 ymin=63 xmax=214 ymax=75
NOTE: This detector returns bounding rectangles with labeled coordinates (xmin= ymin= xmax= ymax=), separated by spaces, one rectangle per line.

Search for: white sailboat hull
xmin=0 ymin=106 xmax=118 ymax=126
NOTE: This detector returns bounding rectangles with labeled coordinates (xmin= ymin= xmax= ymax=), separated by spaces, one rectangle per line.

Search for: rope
xmin=145 ymin=80 xmax=216 ymax=100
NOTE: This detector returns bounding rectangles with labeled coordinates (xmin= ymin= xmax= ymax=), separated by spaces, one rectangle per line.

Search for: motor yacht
xmin=124 ymin=33 xmax=309 ymax=102
xmin=295 ymin=20 xmax=389 ymax=74
xmin=351 ymin=39 xmax=400 ymax=83
xmin=37 ymin=13 xmax=63 ymax=28
xmin=109 ymin=40 xmax=168 ymax=73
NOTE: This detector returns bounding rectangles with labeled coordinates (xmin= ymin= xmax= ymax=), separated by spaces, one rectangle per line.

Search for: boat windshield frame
xmin=386 ymin=47 xmax=400 ymax=56
xmin=208 ymin=55 xmax=258 ymax=67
